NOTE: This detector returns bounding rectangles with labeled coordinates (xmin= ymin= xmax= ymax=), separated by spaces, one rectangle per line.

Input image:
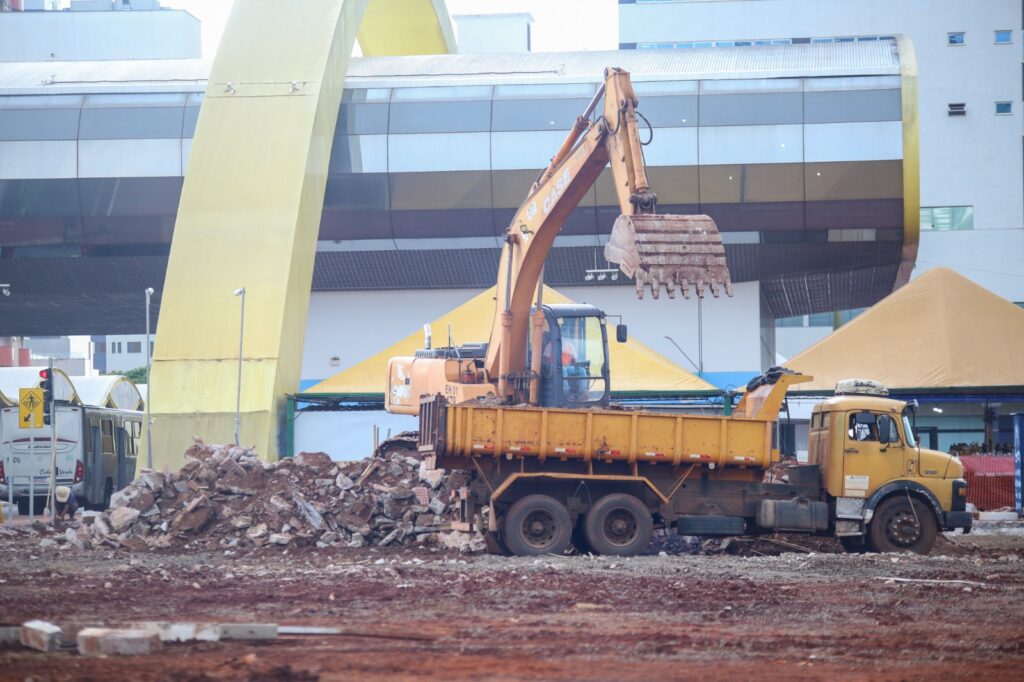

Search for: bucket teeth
xmin=604 ymin=213 xmax=733 ymax=300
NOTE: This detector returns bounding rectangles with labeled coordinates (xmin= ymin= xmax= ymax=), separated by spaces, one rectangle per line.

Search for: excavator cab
xmin=530 ymin=304 xmax=611 ymax=409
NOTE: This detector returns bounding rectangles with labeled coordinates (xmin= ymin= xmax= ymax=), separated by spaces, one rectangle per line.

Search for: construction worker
xmin=54 ymin=486 xmax=79 ymax=521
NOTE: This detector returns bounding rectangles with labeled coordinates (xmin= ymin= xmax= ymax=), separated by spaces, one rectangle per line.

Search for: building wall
xmin=102 ymin=333 xmax=149 ymax=372
xmin=0 ymin=9 xmax=201 ymax=61
xmin=620 ymin=0 xmax=1024 ymax=305
xmin=299 ymin=282 xmax=762 ymax=387
xmin=454 ymin=14 xmax=532 ymax=54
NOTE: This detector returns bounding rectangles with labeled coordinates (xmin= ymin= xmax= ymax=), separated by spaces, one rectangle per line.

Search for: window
xmin=127 ymin=341 xmax=141 ymax=353
xmin=947 ymin=102 xmax=966 ymax=116
xmin=996 ymin=101 xmax=1012 ymax=115
xmin=948 ymin=32 xmax=965 ymax=46
xmin=94 ymin=341 xmax=106 ymax=353
xmin=995 ymin=30 xmax=1012 ymax=44
xmin=920 ymin=206 xmax=973 ymax=230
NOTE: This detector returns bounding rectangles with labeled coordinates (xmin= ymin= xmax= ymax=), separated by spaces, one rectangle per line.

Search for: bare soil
xmin=1 ymin=525 xmax=1023 ymax=681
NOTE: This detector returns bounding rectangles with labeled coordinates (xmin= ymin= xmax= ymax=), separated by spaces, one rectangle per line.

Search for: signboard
xmin=19 ymin=387 xmax=43 ymax=429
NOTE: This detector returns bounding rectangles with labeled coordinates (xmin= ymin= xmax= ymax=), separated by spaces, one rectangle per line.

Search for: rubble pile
xmin=66 ymin=438 xmax=483 ymax=553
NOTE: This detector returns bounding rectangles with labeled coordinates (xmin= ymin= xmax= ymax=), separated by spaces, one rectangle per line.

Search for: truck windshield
xmin=902 ymin=410 xmax=918 ymax=448
xmin=557 ymin=316 xmax=607 ymax=402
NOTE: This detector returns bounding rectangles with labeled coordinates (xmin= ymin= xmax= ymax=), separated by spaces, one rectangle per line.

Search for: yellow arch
xmin=149 ymin=0 xmax=454 ymax=466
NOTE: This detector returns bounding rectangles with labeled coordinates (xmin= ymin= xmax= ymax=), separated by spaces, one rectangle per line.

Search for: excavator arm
xmin=484 ymin=68 xmax=732 ymax=402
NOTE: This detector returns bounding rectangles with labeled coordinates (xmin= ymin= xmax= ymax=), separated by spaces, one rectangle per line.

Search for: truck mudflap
xmin=943 ymin=511 xmax=973 ymax=533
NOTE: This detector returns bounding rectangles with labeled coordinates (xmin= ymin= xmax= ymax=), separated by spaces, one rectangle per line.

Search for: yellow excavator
xmin=385 ymin=67 xmax=731 ymax=415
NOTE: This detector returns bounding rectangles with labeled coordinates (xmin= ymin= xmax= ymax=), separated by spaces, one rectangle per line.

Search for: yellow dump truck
xmin=418 ymin=373 xmax=972 ymax=556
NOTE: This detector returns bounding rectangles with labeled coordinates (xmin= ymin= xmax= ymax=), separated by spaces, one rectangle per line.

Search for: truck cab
xmin=808 ymin=380 xmax=971 ymax=552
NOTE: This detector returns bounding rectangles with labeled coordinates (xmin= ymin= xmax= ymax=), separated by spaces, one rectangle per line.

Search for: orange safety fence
xmin=960 ymin=455 xmax=1015 ymax=511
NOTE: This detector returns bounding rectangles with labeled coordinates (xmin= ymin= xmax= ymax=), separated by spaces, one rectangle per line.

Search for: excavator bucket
xmin=604 ymin=213 xmax=733 ymax=300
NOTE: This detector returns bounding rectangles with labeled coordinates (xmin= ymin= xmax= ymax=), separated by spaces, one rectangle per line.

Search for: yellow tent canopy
xmin=786 ymin=268 xmax=1024 ymax=392
xmin=306 ymin=286 xmax=717 ymax=396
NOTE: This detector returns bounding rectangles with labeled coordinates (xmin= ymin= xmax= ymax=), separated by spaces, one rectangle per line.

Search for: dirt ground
xmin=1 ymin=524 xmax=1023 ymax=681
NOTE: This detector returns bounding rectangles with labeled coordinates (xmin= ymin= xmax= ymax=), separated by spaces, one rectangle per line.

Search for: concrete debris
xmin=20 ymin=620 xmax=62 ymax=652
xmin=52 ymin=437 xmax=480 ymax=554
xmin=219 ymin=623 xmax=278 ymax=640
xmin=77 ymin=627 xmax=162 ymax=657
xmin=130 ymin=621 xmax=222 ymax=642
xmin=0 ymin=626 xmax=21 ymax=645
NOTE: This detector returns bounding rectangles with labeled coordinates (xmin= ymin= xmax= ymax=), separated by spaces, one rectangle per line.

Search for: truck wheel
xmin=503 ymin=495 xmax=573 ymax=556
xmin=583 ymin=493 xmax=653 ymax=556
xmin=868 ymin=496 xmax=937 ymax=554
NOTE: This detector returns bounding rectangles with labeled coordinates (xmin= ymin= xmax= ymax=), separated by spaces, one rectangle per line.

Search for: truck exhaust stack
xmin=605 ymin=213 xmax=733 ymax=300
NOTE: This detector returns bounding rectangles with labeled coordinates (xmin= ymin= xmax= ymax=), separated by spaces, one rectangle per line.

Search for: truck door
xmin=842 ymin=411 xmax=906 ymax=497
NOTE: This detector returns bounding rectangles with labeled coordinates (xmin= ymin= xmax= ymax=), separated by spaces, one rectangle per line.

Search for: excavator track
xmin=604 ymin=213 xmax=733 ymax=300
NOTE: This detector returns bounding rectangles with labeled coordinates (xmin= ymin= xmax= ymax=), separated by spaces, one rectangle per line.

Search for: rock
xmin=109 ymin=487 xmax=139 ymax=509
xmin=380 ymin=528 xmax=403 ymax=546
xmin=441 ymin=531 xmax=487 ymax=554
xmin=20 ymin=620 xmax=62 ymax=652
xmin=38 ymin=538 xmax=57 ymax=549
xmin=293 ymin=494 xmax=324 ymax=530
xmin=294 ymin=452 xmax=333 ymax=468
xmin=230 ymin=515 xmax=253 ymax=530
xmin=92 ymin=514 xmax=112 ymax=537
xmin=268 ymin=533 xmax=291 ymax=545
xmin=171 ymin=495 xmax=213 ymax=533
xmin=109 ymin=506 xmax=142 ymax=532
xmin=268 ymin=495 xmax=291 ymax=513
xmin=128 ymin=490 xmax=156 ymax=512
xmin=428 ymin=498 xmax=446 ymax=515
xmin=348 ymin=533 xmax=366 ymax=548
xmin=138 ymin=471 xmax=166 ymax=491
xmin=419 ymin=463 xmax=445 ymax=490
xmin=77 ymin=628 xmax=162 ymax=656
xmin=335 ymin=473 xmax=355 ymax=490
xmin=246 ymin=523 xmax=267 ymax=540
xmin=215 ymin=466 xmax=264 ymax=496
xmin=319 ymin=531 xmax=337 ymax=545
xmin=336 ymin=512 xmax=371 ymax=537
xmin=315 ymin=478 xmax=335 ymax=488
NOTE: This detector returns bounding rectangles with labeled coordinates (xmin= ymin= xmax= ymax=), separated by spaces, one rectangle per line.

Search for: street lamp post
xmin=144 ymin=287 xmax=154 ymax=469
xmin=233 ymin=287 xmax=246 ymax=446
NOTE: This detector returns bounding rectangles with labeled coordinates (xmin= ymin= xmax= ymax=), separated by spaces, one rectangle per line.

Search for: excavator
xmin=385 ymin=67 xmax=731 ymax=415
xmin=382 ymin=68 xmax=971 ymax=557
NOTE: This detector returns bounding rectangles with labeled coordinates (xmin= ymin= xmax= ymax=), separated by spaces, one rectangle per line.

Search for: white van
xmin=0 ymin=404 xmax=141 ymax=514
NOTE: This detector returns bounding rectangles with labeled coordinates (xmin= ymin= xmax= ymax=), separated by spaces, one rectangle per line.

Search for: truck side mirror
xmin=616 ymin=324 xmax=628 ymax=343
xmin=877 ymin=416 xmax=891 ymax=443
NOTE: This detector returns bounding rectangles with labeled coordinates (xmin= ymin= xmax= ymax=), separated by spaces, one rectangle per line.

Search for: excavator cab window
xmin=531 ymin=305 xmax=610 ymax=408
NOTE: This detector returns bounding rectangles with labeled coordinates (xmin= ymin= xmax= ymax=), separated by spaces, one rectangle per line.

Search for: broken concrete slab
xmin=219 ymin=623 xmax=278 ymax=640
xmin=0 ymin=626 xmax=21 ymax=645
xmin=77 ymin=628 xmax=162 ymax=656
xmin=129 ymin=622 xmax=221 ymax=643
xmin=20 ymin=620 xmax=62 ymax=652
xmin=108 ymin=506 xmax=141 ymax=533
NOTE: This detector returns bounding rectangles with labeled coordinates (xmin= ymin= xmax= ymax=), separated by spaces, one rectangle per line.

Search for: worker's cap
xmin=55 ymin=486 xmax=71 ymax=503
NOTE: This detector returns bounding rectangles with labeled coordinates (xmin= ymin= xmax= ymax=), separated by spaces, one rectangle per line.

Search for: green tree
xmin=107 ymin=366 xmax=148 ymax=385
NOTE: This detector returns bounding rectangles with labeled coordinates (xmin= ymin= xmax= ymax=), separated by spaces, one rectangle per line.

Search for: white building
xmin=454 ymin=13 xmax=533 ymax=54
xmin=0 ymin=0 xmax=200 ymax=62
xmin=97 ymin=334 xmax=150 ymax=373
xmin=620 ymin=0 xmax=1024 ymax=357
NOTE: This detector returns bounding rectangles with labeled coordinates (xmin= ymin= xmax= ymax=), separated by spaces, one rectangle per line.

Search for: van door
xmin=842 ymin=410 xmax=906 ymax=497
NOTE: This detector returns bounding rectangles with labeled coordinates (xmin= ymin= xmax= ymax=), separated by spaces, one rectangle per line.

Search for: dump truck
xmin=384 ymin=67 xmax=971 ymax=555
xmin=418 ymin=375 xmax=972 ymax=556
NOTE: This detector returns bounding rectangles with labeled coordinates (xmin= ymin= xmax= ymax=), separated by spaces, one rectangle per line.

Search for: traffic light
xmin=39 ymin=368 xmax=53 ymax=426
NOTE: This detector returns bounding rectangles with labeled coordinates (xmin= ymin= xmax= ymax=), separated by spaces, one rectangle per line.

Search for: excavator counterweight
xmin=605 ymin=214 xmax=732 ymax=300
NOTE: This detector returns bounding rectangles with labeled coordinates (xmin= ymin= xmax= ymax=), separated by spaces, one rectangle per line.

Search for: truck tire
xmin=867 ymin=496 xmax=937 ymax=554
xmin=583 ymin=493 xmax=653 ymax=556
xmin=503 ymin=495 xmax=573 ymax=556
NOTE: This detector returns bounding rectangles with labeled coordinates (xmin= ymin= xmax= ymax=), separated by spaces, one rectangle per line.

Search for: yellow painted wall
xmin=148 ymin=0 xmax=454 ymax=468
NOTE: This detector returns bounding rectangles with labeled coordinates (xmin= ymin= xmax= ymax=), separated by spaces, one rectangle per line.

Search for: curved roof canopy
xmin=0 ymin=367 xmax=80 ymax=407
xmin=786 ymin=268 xmax=1024 ymax=392
xmin=306 ymin=286 xmax=717 ymax=397
xmin=70 ymin=375 xmax=144 ymax=411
